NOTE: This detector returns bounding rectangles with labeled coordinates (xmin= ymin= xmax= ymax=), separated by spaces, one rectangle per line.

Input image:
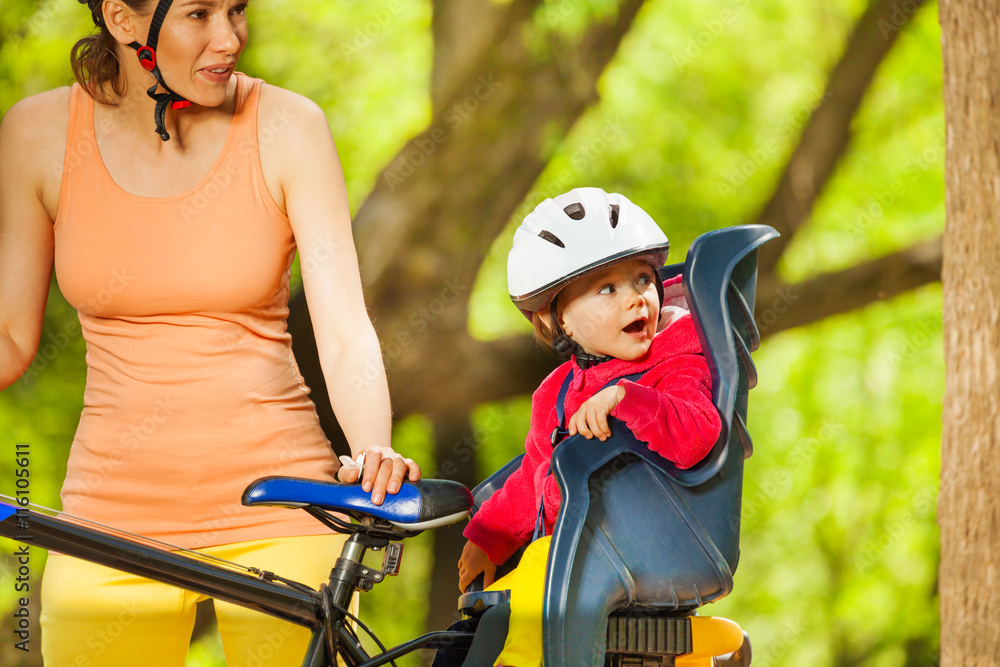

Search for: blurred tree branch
xmin=754 ymin=0 xmax=929 ymax=278
xmin=353 ymin=0 xmax=646 ymax=305
xmin=293 ymin=0 xmax=934 ymax=438
xmin=757 ymin=235 xmax=943 ymax=337
xmin=292 ymin=0 xmax=649 ymax=438
xmin=430 ymin=0 xmax=540 ymax=113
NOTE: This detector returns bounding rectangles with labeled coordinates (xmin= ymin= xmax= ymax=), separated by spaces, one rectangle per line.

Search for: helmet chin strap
xmin=549 ymin=300 xmax=613 ymax=369
xmin=128 ymin=0 xmax=190 ymax=141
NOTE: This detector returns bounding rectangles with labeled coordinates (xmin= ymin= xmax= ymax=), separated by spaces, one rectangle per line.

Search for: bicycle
xmin=0 ymin=466 xmax=742 ymax=667
xmin=0 ymin=476 xmax=477 ymax=666
xmin=1 ymin=223 xmax=776 ymax=666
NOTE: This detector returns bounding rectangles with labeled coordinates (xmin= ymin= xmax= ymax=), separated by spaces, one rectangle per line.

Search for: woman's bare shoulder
xmin=255 ymin=82 xmax=338 ymax=207
xmin=256 ymin=82 xmax=333 ymax=148
xmin=1 ymin=87 xmax=72 ymax=166
xmin=2 ymin=87 xmax=72 ymax=136
xmin=1 ymin=87 xmax=72 ymax=215
xmin=251 ymin=82 xmax=336 ymax=214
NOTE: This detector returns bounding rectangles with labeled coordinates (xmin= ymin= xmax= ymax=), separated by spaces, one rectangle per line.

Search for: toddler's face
xmin=557 ymin=258 xmax=660 ymax=361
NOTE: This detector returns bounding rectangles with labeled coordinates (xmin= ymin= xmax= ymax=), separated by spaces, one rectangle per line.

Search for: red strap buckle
xmin=137 ymin=46 xmax=156 ymax=71
xmin=171 ymin=100 xmax=192 ymax=110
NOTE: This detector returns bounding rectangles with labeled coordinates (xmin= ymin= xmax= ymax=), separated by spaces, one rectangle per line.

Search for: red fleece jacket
xmin=464 ymin=302 xmax=722 ymax=565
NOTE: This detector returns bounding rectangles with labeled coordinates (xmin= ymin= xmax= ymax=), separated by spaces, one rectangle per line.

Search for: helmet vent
xmin=538 ymin=230 xmax=566 ymax=248
xmin=610 ymin=204 xmax=620 ymax=228
xmin=563 ymin=203 xmax=586 ymax=220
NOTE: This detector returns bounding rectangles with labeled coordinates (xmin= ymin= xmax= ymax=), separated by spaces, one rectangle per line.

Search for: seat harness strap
xmin=533 ymin=367 xmax=647 ymax=541
xmin=128 ymin=0 xmax=191 ymax=141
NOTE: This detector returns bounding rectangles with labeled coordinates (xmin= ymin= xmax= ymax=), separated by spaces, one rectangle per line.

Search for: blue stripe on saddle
xmin=0 ymin=501 xmax=18 ymax=522
xmin=241 ymin=477 xmax=472 ymax=530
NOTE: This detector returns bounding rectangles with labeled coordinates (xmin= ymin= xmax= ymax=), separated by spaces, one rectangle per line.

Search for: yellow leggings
xmin=485 ymin=536 xmax=551 ymax=667
xmin=40 ymin=533 xmax=353 ymax=667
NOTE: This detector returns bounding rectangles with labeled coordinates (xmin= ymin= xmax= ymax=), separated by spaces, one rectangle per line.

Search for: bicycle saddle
xmin=241 ymin=477 xmax=473 ymax=531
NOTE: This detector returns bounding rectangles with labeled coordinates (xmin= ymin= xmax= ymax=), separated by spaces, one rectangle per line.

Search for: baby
xmin=456 ymin=187 xmax=722 ymax=667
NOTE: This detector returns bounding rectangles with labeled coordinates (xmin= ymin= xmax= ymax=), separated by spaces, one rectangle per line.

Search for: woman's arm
xmin=262 ymin=86 xmax=419 ymax=503
xmin=0 ymin=96 xmax=61 ymax=390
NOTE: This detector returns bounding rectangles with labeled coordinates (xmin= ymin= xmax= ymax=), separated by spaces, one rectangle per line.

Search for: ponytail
xmin=71 ymin=0 xmax=151 ymax=105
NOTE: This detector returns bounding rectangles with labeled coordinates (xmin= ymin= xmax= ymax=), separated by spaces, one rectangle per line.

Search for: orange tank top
xmin=53 ymin=74 xmax=338 ymax=549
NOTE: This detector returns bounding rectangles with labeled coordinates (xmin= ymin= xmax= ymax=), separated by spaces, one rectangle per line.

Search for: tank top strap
xmin=227 ymin=72 xmax=262 ymax=166
xmin=55 ymin=84 xmax=95 ymax=229
xmin=237 ymin=71 xmax=258 ymax=112
xmin=228 ymin=73 xmax=288 ymax=221
xmin=67 ymin=82 xmax=91 ymax=141
xmin=61 ymin=84 xmax=86 ymax=187
xmin=232 ymin=71 xmax=253 ymax=129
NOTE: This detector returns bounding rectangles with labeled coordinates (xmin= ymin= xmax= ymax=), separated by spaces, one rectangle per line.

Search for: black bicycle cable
xmin=321 ymin=589 xmax=337 ymax=660
xmin=324 ymin=591 xmax=398 ymax=667
xmin=261 ymin=570 xmax=318 ymax=595
xmin=304 ymin=505 xmax=419 ymax=540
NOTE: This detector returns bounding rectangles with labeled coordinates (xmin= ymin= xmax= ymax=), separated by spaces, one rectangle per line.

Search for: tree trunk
xmin=939 ymin=1 xmax=1000 ymax=664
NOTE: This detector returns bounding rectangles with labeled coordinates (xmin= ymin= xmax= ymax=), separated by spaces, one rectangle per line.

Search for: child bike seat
xmin=242 ymin=477 xmax=472 ymax=531
xmin=460 ymin=224 xmax=778 ymax=665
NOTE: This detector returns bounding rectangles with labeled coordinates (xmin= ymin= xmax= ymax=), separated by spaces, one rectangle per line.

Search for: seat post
xmin=326 ymin=532 xmax=393 ymax=609
xmin=326 ymin=534 xmax=369 ymax=610
xmin=315 ymin=533 xmax=388 ymax=663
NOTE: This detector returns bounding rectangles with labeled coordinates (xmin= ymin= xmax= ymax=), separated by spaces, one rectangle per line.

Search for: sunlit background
xmin=1 ymin=0 xmax=942 ymax=665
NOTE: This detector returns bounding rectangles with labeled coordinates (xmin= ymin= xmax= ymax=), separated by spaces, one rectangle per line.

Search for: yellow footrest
xmin=674 ymin=616 xmax=745 ymax=666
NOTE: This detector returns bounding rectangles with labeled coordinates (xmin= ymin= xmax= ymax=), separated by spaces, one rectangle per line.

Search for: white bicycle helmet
xmin=508 ymin=187 xmax=670 ymax=316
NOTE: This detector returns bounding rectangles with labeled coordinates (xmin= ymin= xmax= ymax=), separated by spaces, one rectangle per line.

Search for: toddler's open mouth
xmin=623 ymin=318 xmax=646 ymax=334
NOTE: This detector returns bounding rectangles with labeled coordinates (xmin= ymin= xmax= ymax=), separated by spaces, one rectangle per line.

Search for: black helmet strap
xmin=549 ymin=299 xmax=613 ymax=368
xmin=127 ymin=0 xmax=190 ymax=141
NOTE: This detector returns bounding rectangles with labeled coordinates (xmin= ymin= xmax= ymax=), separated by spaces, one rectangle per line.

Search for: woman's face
xmin=144 ymin=0 xmax=249 ymax=106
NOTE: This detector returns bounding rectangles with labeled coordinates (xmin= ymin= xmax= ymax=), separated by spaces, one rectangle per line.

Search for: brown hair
xmin=71 ymin=0 xmax=153 ymax=105
xmin=531 ymin=310 xmax=558 ymax=352
xmin=531 ymin=296 xmax=573 ymax=358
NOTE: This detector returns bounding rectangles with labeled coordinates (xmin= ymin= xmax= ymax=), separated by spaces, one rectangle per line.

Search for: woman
xmin=0 ymin=0 xmax=419 ymax=663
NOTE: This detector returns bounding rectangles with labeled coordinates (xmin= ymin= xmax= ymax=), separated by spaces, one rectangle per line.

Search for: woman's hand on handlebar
xmin=337 ymin=446 xmax=421 ymax=505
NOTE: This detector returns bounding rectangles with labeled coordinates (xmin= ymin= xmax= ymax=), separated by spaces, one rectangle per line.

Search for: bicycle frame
xmin=0 ymin=499 xmax=473 ymax=667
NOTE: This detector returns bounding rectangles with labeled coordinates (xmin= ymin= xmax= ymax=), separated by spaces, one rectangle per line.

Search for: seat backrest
xmin=659 ymin=224 xmax=777 ymax=486
xmin=540 ymin=224 xmax=778 ymax=665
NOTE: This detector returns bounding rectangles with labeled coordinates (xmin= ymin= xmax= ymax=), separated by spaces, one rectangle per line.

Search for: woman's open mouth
xmin=199 ymin=65 xmax=234 ymax=83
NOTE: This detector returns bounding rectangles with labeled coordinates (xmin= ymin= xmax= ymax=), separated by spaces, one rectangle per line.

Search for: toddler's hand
xmin=568 ymin=385 xmax=626 ymax=441
xmin=458 ymin=540 xmax=498 ymax=592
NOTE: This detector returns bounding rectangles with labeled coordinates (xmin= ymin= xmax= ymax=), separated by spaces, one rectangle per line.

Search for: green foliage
xmin=526 ymin=0 xmax=622 ymax=56
xmin=237 ymin=0 xmax=433 ymax=214
xmin=708 ymin=285 xmax=942 ymax=665
xmin=0 ymin=0 xmax=86 ymax=109
xmin=0 ymin=0 xmax=943 ymax=665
